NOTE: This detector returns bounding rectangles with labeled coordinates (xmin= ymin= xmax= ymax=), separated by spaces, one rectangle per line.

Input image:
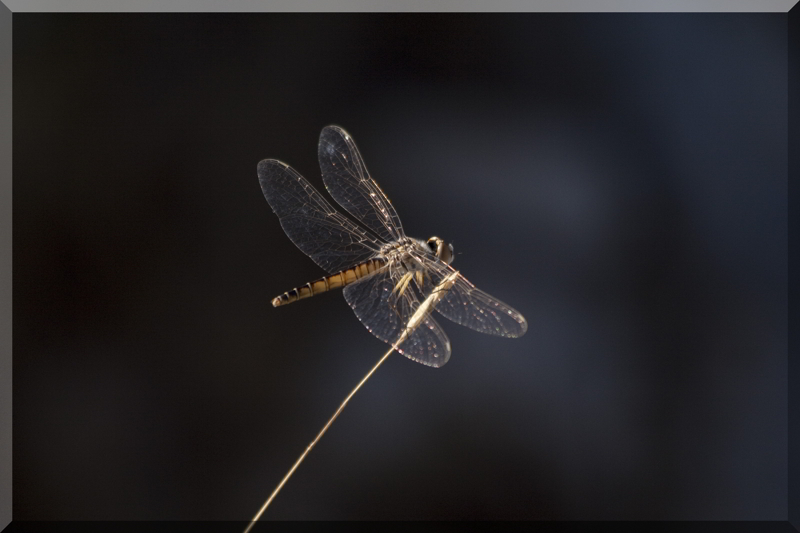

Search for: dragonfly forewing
xmin=318 ymin=126 xmax=406 ymax=244
xmin=416 ymin=257 xmax=528 ymax=338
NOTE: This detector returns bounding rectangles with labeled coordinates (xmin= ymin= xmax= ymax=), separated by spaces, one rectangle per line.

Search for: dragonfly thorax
xmin=380 ymin=238 xmax=423 ymax=267
xmin=378 ymin=236 xmax=453 ymax=271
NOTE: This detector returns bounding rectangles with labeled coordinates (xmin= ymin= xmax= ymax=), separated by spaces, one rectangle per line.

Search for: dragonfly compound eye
xmin=437 ymin=240 xmax=453 ymax=265
xmin=426 ymin=237 xmax=439 ymax=253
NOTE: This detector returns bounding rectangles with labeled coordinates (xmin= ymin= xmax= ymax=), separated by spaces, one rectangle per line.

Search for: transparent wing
xmin=318 ymin=125 xmax=406 ymax=244
xmin=342 ymin=264 xmax=451 ymax=368
xmin=258 ymin=159 xmax=386 ymax=274
xmin=419 ymin=257 xmax=528 ymax=338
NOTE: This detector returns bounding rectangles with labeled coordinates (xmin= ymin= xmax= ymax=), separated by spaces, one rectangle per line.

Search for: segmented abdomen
xmin=271 ymin=258 xmax=385 ymax=307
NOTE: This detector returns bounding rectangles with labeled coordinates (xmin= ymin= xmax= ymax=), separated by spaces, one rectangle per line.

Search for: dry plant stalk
xmin=243 ymin=271 xmax=460 ymax=531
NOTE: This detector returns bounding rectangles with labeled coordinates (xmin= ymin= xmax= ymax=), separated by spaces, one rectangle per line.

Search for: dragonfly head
xmin=427 ymin=236 xmax=454 ymax=265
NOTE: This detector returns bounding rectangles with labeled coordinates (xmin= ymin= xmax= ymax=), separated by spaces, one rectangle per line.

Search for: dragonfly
xmin=257 ymin=125 xmax=527 ymax=368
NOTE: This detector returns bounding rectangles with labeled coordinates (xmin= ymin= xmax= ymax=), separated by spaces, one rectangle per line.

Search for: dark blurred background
xmin=13 ymin=13 xmax=787 ymax=520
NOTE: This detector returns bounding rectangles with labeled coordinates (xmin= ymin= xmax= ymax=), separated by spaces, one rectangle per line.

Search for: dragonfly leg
xmin=392 ymin=271 xmax=414 ymax=298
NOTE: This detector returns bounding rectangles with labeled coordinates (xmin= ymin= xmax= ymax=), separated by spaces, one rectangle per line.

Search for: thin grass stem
xmin=243 ymin=270 xmax=459 ymax=531
xmin=242 ymin=344 xmax=394 ymax=532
